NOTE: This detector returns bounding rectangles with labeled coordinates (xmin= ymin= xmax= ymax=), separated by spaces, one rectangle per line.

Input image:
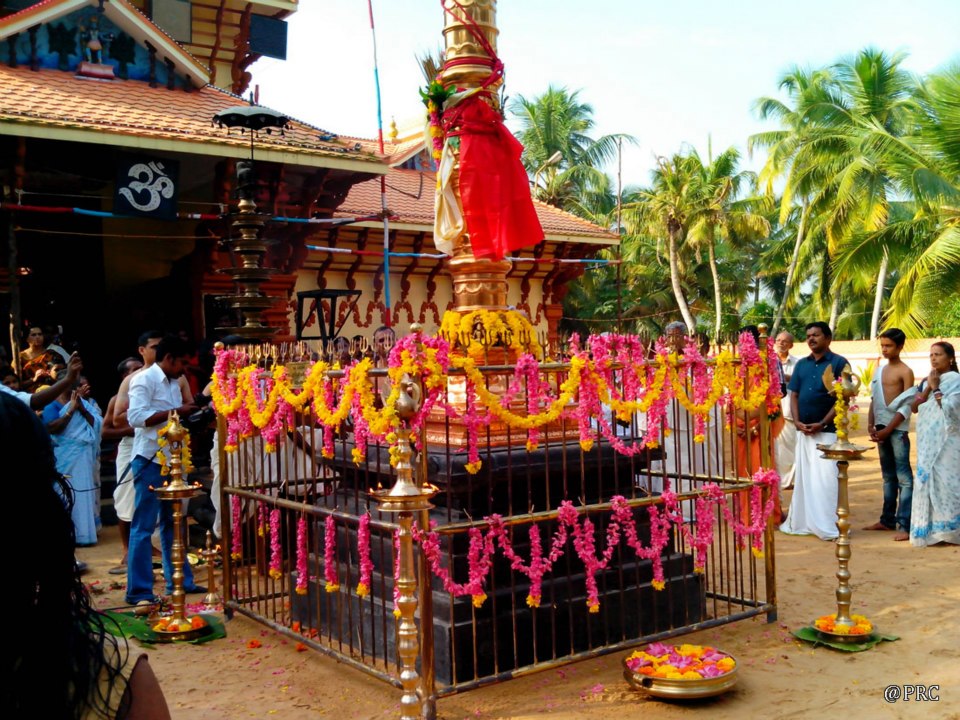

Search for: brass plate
xmin=813 ymin=625 xmax=877 ymax=644
xmin=622 ymin=655 xmax=738 ymax=700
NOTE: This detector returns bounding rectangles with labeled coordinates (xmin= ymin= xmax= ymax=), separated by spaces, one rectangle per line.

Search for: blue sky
xmin=254 ymin=0 xmax=960 ymax=186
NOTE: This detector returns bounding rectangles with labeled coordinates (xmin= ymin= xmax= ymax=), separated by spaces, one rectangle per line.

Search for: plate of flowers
xmin=623 ymin=642 xmax=738 ymax=699
xmin=813 ymin=613 xmax=875 ymax=643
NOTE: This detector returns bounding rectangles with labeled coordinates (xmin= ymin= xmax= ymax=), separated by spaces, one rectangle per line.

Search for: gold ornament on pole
xmin=151 ymin=412 xmax=210 ymax=642
xmin=371 ymin=359 xmax=438 ymax=720
xmin=439 ymin=0 xmax=513 ymax=313
xmin=815 ymin=364 xmax=874 ymax=642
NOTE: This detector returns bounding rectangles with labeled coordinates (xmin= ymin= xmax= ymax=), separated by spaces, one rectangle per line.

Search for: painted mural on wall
xmin=8 ymin=9 xmax=180 ymax=86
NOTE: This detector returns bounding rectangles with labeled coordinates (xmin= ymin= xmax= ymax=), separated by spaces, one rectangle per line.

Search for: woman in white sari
xmin=910 ymin=342 xmax=960 ymax=547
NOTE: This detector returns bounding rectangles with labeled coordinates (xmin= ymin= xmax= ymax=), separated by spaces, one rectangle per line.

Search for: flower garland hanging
xmin=155 ymin=420 xmax=194 ymax=476
xmin=833 ymin=379 xmax=849 ymax=441
xmin=324 ymin=515 xmax=339 ymax=592
xmin=230 ymin=496 xmax=243 ymax=561
xmin=269 ymin=508 xmax=283 ymax=580
xmin=408 ymin=474 xmax=779 ymax=614
xmin=209 ymin=329 xmax=780 ymax=472
xmin=295 ymin=516 xmax=309 ymax=595
xmin=356 ymin=513 xmax=373 ymax=598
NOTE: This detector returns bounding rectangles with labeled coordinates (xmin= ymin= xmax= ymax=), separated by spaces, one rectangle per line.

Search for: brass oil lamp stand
xmin=152 ymin=412 xmax=208 ymax=642
xmin=371 ymin=375 xmax=437 ymax=720
xmin=200 ymin=530 xmax=223 ymax=609
xmin=815 ymin=365 xmax=870 ymax=639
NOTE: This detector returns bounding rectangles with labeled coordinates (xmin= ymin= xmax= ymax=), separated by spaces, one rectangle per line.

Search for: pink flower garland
xmin=611 ymin=497 xmax=672 ymax=589
xmin=409 ymin=479 xmax=780 ymax=613
xmin=356 ymin=514 xmax=373 ymax=598
xmin=268 ymin=508 xmax=282 ymax=580
xmin=324 ymin=514 xmax=339 ymax=592
xmin=230 ymin=496 xmax=243 ymax=560
xmin=413 ymin=522 xmax=497 ymax=608
xmin=295 ymin=516 xmax=308 ymax=595
xmin=257 ymin=497 xmax=268 ymax=538
xmin=494 ymin=516 xmax=569 ymax=608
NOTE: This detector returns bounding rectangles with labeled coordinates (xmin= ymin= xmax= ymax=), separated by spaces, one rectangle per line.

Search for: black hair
xmin=137 ymin=329 xmax=164 ymax=348
xmin=154 ymin=334 xmax=191 ymax=363
xmin=0 ymin=394 xmax=129 ymax=717
xmin=932 ymin=341 xmax=959 ymax=373
xmin=1 ymin=366 xmax=17 ymax=381
xmin=116 ymin=356 xmax=140 ymax=376
xmin=804 ymin=321 xmax=833 ymax=339
xmin=879 ymin=328 xmax=907 ymax=348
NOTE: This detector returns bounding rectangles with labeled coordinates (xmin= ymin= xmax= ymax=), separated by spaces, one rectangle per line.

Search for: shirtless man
xmin=863 ymin=328 xmax=915 ymax=541
xmin=102 ymin=356 xmax=143 ymax=573
xmin=111 ymin=332 xmax=191 ymax=570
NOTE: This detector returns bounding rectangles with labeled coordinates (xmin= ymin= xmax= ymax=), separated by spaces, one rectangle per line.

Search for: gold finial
xmin=389 ymin=117 xmax=399 ymax=142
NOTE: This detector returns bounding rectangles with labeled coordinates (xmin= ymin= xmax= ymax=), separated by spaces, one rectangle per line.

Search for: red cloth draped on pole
xmin=447 ymin=95 xmax=544 ymax=260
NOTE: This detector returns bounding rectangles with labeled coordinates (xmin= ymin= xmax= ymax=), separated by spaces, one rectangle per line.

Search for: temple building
xmin=0 ymin=0 xmax=615 ymax=393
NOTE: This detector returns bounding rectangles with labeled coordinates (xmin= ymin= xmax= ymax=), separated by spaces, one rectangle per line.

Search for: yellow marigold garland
xmin=156 ymin=421 xmax=195 ymax=476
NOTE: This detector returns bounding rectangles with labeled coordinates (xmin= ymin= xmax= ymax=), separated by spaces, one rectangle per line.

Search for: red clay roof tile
xmin=0 ymin=65 xmax=384 ymax=170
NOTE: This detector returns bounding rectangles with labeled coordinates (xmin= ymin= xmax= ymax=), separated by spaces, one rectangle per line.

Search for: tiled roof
xmin=338 ymin=168 xmax=618 ymax=243
xmin=0 ymin=65 xmax=386 ymax=172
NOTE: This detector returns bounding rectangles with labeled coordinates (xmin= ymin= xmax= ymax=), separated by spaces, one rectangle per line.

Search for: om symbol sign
xmin=118 ymin=162 xmax=175 ymax=212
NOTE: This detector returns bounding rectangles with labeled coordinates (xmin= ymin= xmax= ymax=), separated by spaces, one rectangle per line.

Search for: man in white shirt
xmin=774 ymin=332 xmax=799 ymax=490
xmin=125 ymin=335 xmax=203 ymax=605
xmin=110 ymin=331 xmax=190 ymax=573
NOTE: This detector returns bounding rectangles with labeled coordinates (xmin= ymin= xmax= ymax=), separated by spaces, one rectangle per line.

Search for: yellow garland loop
xmin=452 ymin=355 xmax=584 ymax=429
xmin=211 ymin=342 xmax=776 ymax=448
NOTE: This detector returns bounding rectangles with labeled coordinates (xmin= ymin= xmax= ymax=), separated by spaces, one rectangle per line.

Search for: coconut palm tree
xmin=686 ymin=147 xmax=771 ymax=341
xmin=749 ymin=66 xmax=840 ymax=334
xmin=834 ymin=66 xmax=960 ymax=335
xmin=627 ymin=154 xmax=704 ymax=331
xmin=509 ymin=86 xmax=634 ymax=212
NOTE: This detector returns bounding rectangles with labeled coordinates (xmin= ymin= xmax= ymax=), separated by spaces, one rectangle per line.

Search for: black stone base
xmin=290 ymin=550 xmax=704 ymax=686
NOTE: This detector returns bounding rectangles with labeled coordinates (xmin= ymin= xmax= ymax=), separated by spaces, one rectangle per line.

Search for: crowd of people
xmin=773 ymin=323 xmax=959 ymax=547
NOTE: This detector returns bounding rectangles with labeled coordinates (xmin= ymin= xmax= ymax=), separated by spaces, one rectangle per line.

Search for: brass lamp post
xmin=816 ymin=364 xmax=870 ymax=639
xmin=152 ymin=412 xmax=208 ymax=642
xmin=212 ymin=105 xmax=290 ymax=340
xmin=371 ymin=370 xmax=438 ymax=720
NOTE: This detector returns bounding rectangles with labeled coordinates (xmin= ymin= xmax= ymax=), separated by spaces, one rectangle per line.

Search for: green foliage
xmin=741 ymin=300 xmax=776 ymax=331
xmin=854 ymin=359 xmax=877 ymax=396
xmin=927 ymin=295 xmax=960 ymax=337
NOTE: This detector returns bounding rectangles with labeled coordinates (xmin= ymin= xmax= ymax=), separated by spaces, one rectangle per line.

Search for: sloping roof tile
xmin=0 ymin=65 xmax=385 ymax=171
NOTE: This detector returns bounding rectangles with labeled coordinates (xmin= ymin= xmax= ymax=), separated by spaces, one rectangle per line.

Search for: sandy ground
xmin=78 ymin=415 xmax=960 ymax=719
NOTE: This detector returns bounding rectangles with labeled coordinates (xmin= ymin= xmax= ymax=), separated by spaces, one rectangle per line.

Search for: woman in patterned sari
xmin=910 ymin=341 xmax=960 ymax=547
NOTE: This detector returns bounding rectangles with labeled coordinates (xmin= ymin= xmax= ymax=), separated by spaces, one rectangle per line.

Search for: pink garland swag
xmin=400 ymin=469 xmax=779 ymax=613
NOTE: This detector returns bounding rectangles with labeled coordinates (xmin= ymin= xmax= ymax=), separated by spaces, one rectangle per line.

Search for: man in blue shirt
xmin=780 ymin=322 xmax=848 ymax=540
